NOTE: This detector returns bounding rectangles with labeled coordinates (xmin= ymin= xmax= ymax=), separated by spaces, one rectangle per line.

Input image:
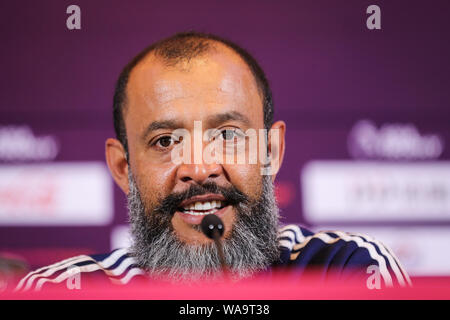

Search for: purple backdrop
xmin=1 ymin=0 xmax=449 ymax=271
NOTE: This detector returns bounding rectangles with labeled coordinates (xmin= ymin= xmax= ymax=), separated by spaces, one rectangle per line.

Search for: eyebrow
xmin=205 ymin=111 xmax=251 ymax=128
xmin=142 ymin=111 xmax=252 ymax=140
xmin=142 ymin=119 xmax=185 ymax=141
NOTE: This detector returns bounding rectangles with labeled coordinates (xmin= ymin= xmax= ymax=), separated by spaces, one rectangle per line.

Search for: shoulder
xmin=15 ymin=248 xmax=144 ymax=291
xmin=277 ymin=224 xmax=412 ymax=287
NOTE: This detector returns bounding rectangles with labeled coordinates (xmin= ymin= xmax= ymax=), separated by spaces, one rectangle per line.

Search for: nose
xmin=176 ymin=163 xmax=223 ymax=185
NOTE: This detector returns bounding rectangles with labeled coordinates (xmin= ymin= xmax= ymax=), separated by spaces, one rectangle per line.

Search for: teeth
xmin=203 ymin=202 xmax=212 ymax=210
xmin=183 ymin=200 xmax=222 ymax=212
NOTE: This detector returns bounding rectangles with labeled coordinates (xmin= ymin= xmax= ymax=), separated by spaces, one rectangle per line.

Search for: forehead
xmin=124 ymin=44 xmax=264 ymax=129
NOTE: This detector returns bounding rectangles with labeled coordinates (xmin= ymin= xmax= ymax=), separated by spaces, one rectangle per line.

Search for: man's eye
xmin=217 ymin=129 xmax=244 ymax=141
xmin=154 ymin=136 xmax=176 ymax=148
xmin=221 ymin=129 xmax=235 ymax=140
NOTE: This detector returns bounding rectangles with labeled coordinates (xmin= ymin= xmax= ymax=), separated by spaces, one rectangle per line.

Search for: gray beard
xmin=127 ymin=173 xmax=280 ymax=283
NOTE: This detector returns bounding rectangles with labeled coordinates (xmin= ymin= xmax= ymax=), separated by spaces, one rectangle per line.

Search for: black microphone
xmin=200 ymin=214 xmax=228 ymax=275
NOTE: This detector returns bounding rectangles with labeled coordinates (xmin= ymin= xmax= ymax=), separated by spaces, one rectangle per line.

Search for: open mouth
xmin=178 ymin=200 xmax=228 ymax=216
xmin=174 ymin=193 xmax=232 ymax=225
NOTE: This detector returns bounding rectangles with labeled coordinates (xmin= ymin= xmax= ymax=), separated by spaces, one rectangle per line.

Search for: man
xmin=17 ymin=32 xmax=410 ymax=291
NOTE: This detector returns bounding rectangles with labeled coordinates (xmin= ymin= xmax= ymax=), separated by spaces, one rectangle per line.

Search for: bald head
xmin=113 ymin=31 xmax=274 ymax=153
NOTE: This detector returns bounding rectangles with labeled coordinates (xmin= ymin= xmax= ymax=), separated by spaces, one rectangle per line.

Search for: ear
xmin=267 ymin=121 xmax=286 ymax=181
xmin=105 ymin=138 xmax=130 ymax=194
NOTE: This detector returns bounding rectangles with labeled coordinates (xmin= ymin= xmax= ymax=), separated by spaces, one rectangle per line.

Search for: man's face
xmin=123 ymin=45 xmax=268 ymax=245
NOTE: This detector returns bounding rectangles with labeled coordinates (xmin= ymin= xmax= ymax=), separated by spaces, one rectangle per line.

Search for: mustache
xmin=153 ymin=182 xmax=248 ymax=216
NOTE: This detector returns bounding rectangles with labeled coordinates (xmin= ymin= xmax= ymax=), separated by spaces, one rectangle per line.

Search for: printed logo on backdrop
xmin=0 ymin=125 xmax=59 ymax=162
xmin=348 ymin=120 xmax=444 ymax=160
xmin=301 ymin=119 xmax=449 ymax=224
xmin=302 ymin=161 xmax=450 ymax=223
xmin=0 ymin=163 xmax=113 ymax=226
xmin=0 ymin=125 xmax=113 ymax=226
